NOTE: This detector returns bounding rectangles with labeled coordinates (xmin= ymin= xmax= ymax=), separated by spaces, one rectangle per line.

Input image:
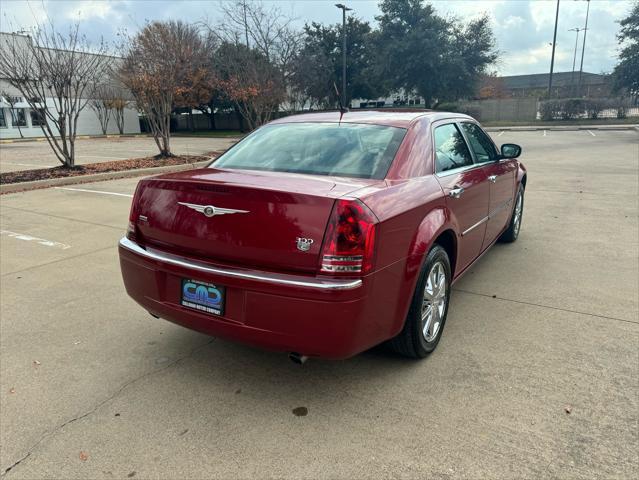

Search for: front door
xmin=458 ymin=122 xmax=516 ymax=249
xmin=433 ymin=122 xmax=490 ymax=274
xmin=482 ymin=160 xmax=517 ymax=247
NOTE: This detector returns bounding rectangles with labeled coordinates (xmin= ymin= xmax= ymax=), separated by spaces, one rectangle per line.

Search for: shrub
xmin=539 ymin=100 xmax=561 ymax=121
xmin=617 ymin=106 xmax=627 ymax=119
xmin=584 ymin=99 xmax=604 ymax=119
xmin=434 ymin=102 xmax=459 ymax=112
xmin=561 ymin=98 xmax=584 ymax=120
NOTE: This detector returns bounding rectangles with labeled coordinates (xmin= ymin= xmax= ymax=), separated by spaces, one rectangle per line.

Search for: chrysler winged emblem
xmin=178 ymin=202 xmax=249 ymax=218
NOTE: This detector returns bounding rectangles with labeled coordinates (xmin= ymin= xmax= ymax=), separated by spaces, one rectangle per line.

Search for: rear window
xmin=213 ymin=122 xmax=407 ymax=179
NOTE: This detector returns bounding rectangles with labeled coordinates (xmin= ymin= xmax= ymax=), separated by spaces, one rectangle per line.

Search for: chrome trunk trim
xmin=119 ymin=237 xmax=362 ymax=291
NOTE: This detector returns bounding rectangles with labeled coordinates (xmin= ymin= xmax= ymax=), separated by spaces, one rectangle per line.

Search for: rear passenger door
xmin=433 ymin=122 xmax=490 ymax=274
xmin=459 ymin=122 xmax=517 ymax=249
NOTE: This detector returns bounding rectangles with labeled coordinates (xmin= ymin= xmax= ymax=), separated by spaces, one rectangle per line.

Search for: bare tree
xmin=215 ymin=1 xmax=301 ymax=69
xmin=204 ymin=1 xmax=302 ymax=114
xmin=110 ymin=92 xmax=131 ymax=135
xmin=119 ymin=21 xmax=213 ymax=157
xmin=88 ymin=83 xmax=112 ymax=135
xmin=0 ymin=91 xmax=25 ymax=138
xmin=0 ymin=24 xmax=112 ymax=167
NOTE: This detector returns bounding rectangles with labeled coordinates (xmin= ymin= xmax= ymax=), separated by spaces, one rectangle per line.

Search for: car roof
xmin=268 ymin=109 xmax=474 ymax=129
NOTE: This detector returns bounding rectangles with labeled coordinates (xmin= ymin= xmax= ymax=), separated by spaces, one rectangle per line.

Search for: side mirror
xmin=500 ymin=143 xmax=522 ymax=159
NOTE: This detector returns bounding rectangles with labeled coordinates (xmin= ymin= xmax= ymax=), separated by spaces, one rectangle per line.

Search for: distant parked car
xmin=119 ymin=110 xmax=526 ymax=361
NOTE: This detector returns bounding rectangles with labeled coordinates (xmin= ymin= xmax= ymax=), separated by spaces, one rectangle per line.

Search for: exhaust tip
xmin=289 ymin=352 xmax=308 ymax=365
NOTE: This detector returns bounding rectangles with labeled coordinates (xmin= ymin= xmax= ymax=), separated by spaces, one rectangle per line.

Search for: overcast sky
xmin=1 ymin=0 xmax=633 ymax=76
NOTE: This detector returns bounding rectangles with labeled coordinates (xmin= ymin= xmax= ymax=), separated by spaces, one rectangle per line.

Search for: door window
xmin=460 ymin=123 xmax=498 ymax=163
xmin=434 ymin=123 xmax=473 ymax=173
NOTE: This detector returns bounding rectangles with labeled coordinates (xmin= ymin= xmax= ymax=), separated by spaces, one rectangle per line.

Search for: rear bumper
xmin=118 ymin=237 xmax=389 ymax=359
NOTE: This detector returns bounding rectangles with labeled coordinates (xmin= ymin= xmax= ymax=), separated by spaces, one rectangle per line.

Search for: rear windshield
xmin=212 ymin=122 xmax=407 ymax=179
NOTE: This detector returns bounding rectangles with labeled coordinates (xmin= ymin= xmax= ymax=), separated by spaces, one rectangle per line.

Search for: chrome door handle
xmin=448 ymin=186 xmax=465 ymax=199
xmin=488 ymin=175 xmax=497 ymax=183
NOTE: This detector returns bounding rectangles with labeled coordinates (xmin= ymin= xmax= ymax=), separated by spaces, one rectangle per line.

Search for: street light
xmin=335 ymin=3 xmax=352 ymax=106
xmin=569 ymin=27 xmax=586 ymax=96
xmin=576 ymin=0 xmax=591 ymax=97
xmin=548 ymin=0 xmax=560 ymax=97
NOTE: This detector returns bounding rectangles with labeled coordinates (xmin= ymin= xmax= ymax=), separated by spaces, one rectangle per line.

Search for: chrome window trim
xmin=119 ymin=237 xmax=362 ymax=291
xmin=435 ymin=160 xmax=493 ymax=178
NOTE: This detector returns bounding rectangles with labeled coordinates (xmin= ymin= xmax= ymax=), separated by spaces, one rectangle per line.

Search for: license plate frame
xmin=180 ymin=278 xmax=225 ymax=316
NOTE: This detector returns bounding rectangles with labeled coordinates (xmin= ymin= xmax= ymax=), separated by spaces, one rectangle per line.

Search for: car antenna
xmin=333 ymin=82 xmax=348 ymax=123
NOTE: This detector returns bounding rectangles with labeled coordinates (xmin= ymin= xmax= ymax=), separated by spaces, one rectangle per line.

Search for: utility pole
xmin=577 ymin=0 xmax=591 ymax=97
xmin=569 ymin=28 xmax=585 ymax=97
xmin=548 ymin=0 xmax=561 ymax=98
xmin=335 ymin=3 xmax=352 ymax=105
xmin=242 ymin=0 xmax=249 ymax=48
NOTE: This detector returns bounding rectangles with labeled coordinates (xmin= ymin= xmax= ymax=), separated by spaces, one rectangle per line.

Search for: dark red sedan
xmin=119 ymin=110 xmax=526 ymax=361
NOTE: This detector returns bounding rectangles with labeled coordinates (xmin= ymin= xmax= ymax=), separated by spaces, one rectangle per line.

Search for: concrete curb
xmin=0 ymin=134 xmax=147 ymax=144
xmin=1 ymin=160 xmax=211 ymax=195
xmin=484 ymin=124 xmax=638 ymax=132
xmin=0 ymin=133 xmax=243 ymax=144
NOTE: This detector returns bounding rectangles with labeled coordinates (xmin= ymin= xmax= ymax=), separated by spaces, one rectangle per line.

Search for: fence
xmin=459 ymin=97 xmax=638 ymax=123
xmin=458 ymin=98 xmax=539 ymax=123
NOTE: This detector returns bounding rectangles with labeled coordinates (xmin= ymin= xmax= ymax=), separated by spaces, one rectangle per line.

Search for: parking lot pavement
xmin=0 ymin=136 xmax=240 ymax=173
xmin=1 ymin=130 xmax=637 ymax=478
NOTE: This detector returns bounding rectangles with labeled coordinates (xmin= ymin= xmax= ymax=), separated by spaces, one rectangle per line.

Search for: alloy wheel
xmin=513 ymin=192 xmax=523 ymax=236
xmin=421 ymin=261 xmax=447 ymax=343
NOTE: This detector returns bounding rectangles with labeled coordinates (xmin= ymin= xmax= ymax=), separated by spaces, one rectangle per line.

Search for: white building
xmin=0 ymin=32 xmax=140 ymax=140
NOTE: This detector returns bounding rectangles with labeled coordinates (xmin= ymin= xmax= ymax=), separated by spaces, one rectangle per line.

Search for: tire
xmin=388 ymin=245 xmax=451 ymax=358
xmin=499 ymin=185 xmax=524 ymax=243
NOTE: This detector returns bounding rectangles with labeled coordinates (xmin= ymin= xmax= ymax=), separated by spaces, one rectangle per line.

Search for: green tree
xmin=373 ymin=0 xmax=496 ymax=106
xmin=613 ymin=2 xmax=639 ymax=96
xmin=214 ymin=42 xmax=285 ymax=130
xmin=293 ymin=17 xmax=381 ymax=107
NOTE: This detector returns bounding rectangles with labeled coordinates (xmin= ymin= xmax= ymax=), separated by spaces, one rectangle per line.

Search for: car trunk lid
xmin=132 ymin=168 xmax=381 ymax=273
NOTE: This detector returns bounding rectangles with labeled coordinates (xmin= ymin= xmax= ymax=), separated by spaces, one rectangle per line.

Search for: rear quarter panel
xmin=357 ymin=118 xmax=458 ymax=337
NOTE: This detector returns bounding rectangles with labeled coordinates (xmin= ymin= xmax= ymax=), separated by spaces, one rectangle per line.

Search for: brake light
xmin=126 ymin=220 xmax=137 ymax=241
xmin=320 ymin=199 xmax=377 ymax=275
xmin=126 ymin=184 xmax=142 ymax=241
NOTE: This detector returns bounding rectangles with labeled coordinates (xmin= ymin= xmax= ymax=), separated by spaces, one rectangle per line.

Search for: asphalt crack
xmin=453 ymin=288 xmax=639 ymax=326
xmin=1 ymin=338 xmax=215 ymax=478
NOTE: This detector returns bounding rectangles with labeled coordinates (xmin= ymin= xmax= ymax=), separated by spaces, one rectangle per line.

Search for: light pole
xmin=577 ymin=0 xmax=591 ymax=97
xmin=548 ymin=0 xmax=560 ymax=97
xmin=335 ymin=3 xmax=352 ymax=105
xmin=569 ymin=27 xmax=585 ymax=97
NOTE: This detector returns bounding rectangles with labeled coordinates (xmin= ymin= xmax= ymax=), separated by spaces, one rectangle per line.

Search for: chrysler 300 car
xmin=119 ymin=110 xmax=526 ymax=361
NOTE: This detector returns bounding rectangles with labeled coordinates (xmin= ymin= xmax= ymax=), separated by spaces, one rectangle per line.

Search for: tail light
xmin=126 ymin=185 xmax=142 ymax=241
xmin=319 ymin=199 xmax=377 ymax=275
xmin=126 ymin=220 xmax=137 ymax=241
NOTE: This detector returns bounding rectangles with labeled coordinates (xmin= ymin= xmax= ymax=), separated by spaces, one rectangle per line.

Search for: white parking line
xmin=497 ymin=131 xmax=505 ymax=137
xmin=1 ymin=230 xmax=71 ymax=249
xmin=54 ymin=187 xmax=133 ymax=198
xmin=543 ymin=130 xmax=547 ymax=137
xmin=587 ymin=130 xmax=596 ymax=136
